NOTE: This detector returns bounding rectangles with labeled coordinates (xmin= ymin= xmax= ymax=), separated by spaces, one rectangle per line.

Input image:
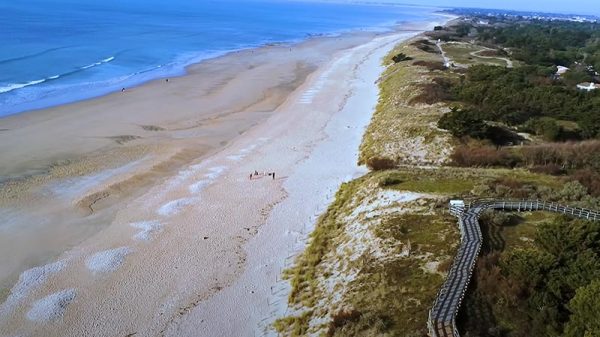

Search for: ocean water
xmin=0 ymin=0 xmax=436 ymax=116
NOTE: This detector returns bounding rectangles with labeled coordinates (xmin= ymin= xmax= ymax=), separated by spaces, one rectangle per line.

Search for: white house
xmin=577 ymin=82 xmax=600 ymax=91
xmin=556 ymin=66 xmax=569 ymax=76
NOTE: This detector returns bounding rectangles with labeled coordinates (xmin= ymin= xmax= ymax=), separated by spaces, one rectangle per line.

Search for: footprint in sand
xmin=204 ymin=166 xmax=227 ymax=179
xmin=189 ymin=180 xmax=210 ymax=194
xmin=226 ymin=154 xmax=245 ymax=161
xmin=140 ymin=125 xmax=166 ymax=131
xmin=107 ymin=135 xmax=142 ymax=145
xmin=26 ymin=288 xmax=76 ymax=322
xmin=130 ymin=221 xmax=163 ymax=241
xmin=226 ymin=143 xmax=262 ymax=161
xmin=85 ymin=247 xmax=132 ymax=273
xmin=188 ymin=166 xmax=227 ymax=194
xmin=0 ymin=260 xmax=67 ymax=316
xmin=157 ymin=198 xmax=195 ymax=216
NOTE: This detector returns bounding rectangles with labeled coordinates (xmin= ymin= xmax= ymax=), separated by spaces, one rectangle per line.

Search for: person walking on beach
xmin=272 ymin=172 xmax=275 ymax=180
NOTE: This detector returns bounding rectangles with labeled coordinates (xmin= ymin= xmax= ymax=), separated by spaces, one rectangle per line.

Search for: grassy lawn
xmin=502 ymin=212 xmax=558 ymax=250
xmin=442 ymin=43 xmax=508 ymax=67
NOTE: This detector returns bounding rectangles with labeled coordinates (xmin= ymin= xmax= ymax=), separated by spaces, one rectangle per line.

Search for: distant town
xmin=445 ymin=7 xmax=599 ymax=23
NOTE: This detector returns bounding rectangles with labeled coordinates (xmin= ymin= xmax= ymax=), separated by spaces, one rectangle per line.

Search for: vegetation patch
xmin=442 ymin=43 xmax=507 ymax=66
xmin=359 ymin=38 xmax=455 ymax=167
xmin=274 ymin=171 xmax=460 ymax=336
xmin=459 ymin=215 xmax=600 ymax=337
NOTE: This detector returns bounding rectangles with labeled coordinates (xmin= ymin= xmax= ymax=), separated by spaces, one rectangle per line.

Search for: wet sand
xmin=0 ymin=17 xmax=449 ymax=337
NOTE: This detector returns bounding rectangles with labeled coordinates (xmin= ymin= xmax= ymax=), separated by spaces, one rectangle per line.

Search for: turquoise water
xmin=0 ymin=0 xmax=436 ymax=116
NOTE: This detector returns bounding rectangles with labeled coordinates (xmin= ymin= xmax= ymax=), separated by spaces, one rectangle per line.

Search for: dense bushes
xmin=438 ymin=20 xmax=600 ymax=141
xmin=437 ymin=107 xmax=521 ymax=145
xmin=476 ymin=20 xmax=600 ymax=69
xmin=519 ymin=140 xmax=600 ymax=170
xmin=464 ymin=217 xmax=600 ymax=337
xmin=448 ymin=141 xmax=600 ymax=195
xmin=563 ymin=280 xmax=600 ymax=337
xmin=450 ymin=145 xmax=519 ymax=168
xmin=413 ymin=60 xmax=446 ymax=71
xmin=571 ymin=169 xmax=600 ymax=197
xmin=365 ymin=156 xmax=396 ymax=171
xmin=410 ymin=77 xmax=454 ymax=105
xmin=451 ymin=64 xmax=600 ymax=134
xmin=391 ymin=52 xmax=412 ymax=63
xmin=410 ymin=39 xmax=439 ymax=54
xmin=450 ymin=141 xmax=600 ymax=170
xmin=438 ymin=108 xmax=489 ymax=139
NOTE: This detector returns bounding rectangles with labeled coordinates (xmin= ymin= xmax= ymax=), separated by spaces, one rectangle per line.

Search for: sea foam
xmin=0 ymin=56 xmax=115 ymax=94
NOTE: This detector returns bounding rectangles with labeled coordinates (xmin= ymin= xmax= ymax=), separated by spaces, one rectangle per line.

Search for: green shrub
xmin=391 ymin=52 xmax=413 ymax=63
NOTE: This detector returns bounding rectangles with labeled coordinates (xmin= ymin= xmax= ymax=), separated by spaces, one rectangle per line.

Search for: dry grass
xmin=359 ymin=38 xmax=456 ymax=167
xmin=273 ymin=170 xmax=462 ymax=336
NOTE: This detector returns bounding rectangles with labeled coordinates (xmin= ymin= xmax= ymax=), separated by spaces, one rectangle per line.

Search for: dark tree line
xmin=463 ymin=216 xmax=600 ymax=337
xmin=477 ymin=21 xmax=600 ymax=70
xmin=441 ymin=64 xmax=600 ymax=141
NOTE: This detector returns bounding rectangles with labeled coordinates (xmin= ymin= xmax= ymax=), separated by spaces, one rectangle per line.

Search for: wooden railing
xmin=428 ymin=199 xmax=600 ymax=337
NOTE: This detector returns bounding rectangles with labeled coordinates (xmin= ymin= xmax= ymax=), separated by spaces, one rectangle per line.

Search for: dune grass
xmin=359 ymin=38 xmax=455 ymax=167
xmin=274 ymin=170 xmax=461 ymax=336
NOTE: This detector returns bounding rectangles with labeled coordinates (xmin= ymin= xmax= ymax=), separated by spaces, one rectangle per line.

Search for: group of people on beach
xmin=249 ymin=170 xmax=275 ymax=180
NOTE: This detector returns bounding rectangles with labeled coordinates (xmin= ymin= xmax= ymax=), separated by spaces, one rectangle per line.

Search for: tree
xmin=437 ymin=107 xmax=489 ymax=139
xmin=391 ymin=53 xmax=412 ymax=63
xmin=564 ymin=280 xmax=600 ymax=337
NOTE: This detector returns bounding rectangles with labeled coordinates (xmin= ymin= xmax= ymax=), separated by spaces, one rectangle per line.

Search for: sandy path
xmin=470 ymin=48 xmax=513 ymax=68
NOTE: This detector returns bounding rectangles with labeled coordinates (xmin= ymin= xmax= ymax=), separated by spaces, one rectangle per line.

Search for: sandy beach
xmin=0 ymin=31 xmax=378 ymax=297
xmin=0 ymin=17 xmax=447 ymax=337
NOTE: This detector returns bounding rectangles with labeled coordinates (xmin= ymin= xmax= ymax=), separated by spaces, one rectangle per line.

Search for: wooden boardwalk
xmin=428 ymin=199 xmax=600 ymax=337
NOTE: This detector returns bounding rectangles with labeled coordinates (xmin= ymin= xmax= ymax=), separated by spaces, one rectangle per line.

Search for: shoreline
xmin=0 ymin=29 xmax=401 ymax=180
xmin=0 ymin=13 xmax=438 ymax=119
xmin=0 ymin=15 xmax=450 ymax=337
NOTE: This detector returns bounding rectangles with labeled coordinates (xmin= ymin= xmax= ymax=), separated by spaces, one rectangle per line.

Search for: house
xmin=576 ymin=82 xmax=600 ymax=91
xmin=556 ymin=66 xmax=569 ymax=76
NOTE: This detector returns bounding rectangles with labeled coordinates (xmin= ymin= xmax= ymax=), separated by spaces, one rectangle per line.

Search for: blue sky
xmin=331 ymin=0 xmax=600 ymax=15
